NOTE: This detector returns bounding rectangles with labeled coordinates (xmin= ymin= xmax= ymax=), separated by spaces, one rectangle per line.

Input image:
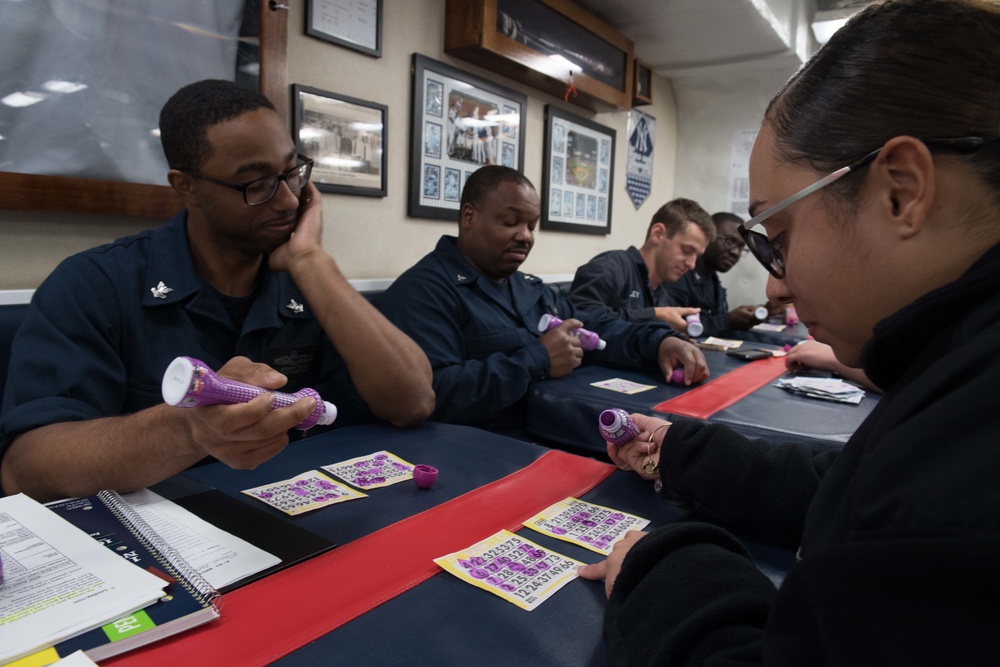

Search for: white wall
xmin=0 ymin=0 xmax=680 ymax=289
xmin=671 ymin=67 xmax=798 ymax=308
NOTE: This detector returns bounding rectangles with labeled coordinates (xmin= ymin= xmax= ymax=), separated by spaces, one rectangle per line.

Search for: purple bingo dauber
xmin=538 ymin=314 xmax=607 ymax=351
xmin=161 ymin=356 xmax=337 ymax=431
xmin=598 ymin=408 xmax=640 ymax=447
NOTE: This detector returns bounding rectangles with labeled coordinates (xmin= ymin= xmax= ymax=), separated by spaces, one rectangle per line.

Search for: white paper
xmin=120 ymin=489 xmax=280 ymax=590
xmin=0 ymin=494 xmax=166 ymax=664
xmin=52 ymin=650 xmax=99 ymax=666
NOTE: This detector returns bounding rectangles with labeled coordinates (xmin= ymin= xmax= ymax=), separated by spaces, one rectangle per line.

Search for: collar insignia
xmin=150 ymin=281 xmax=173 ymax=299
xmin=286 ymin=299 xmax=305 ymax=314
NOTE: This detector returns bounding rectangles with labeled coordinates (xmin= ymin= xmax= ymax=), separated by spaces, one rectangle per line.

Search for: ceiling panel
xmin=573 ymin=0 xmax=816 ymax=79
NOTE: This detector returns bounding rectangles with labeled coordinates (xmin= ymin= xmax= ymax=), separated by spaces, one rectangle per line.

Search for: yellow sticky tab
xmin=6 ymin=647 xmax=61 ymax=667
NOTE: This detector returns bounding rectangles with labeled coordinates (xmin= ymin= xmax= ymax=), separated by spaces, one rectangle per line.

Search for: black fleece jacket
xmin=603 ymin=241 xmax=1000 ymax=666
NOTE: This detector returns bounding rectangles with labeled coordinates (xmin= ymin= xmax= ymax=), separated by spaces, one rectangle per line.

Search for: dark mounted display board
xmin=445 ymin=0 xmax=635 ymax=112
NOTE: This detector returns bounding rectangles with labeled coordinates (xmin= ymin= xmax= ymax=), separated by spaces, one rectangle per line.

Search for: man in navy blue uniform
xmin=378 ymin=166 xmax=708 ymax=438
xmin=665 ymin=212 xmax=777 ymax=336
xmin=568 ymin=199 xmax=715 ymax=333
xmin=0 ymin=80 xmax=434 ymax=501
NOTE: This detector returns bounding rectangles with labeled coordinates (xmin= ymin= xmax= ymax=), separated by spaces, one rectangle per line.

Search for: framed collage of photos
xmin=541 ymin=106 xmax=616 ymax=235
xmin=408 ymin=53 xmax=527 ymax=220
xmin=293 ymin=84 xmax=388 ymax=197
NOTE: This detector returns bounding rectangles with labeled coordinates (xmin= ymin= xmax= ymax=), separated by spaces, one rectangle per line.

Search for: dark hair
xmin=711 ymin=212 xmax=745 ymax=228
xmin=766 ymin=0 xmax=1000 ymax=204
xmin=159 ymin=79 xmax=276 ymax=171
xmin=646 ymin=198 xmax=716 ymax=242
xmin=460 ymin=165 xmax=534 ymax=211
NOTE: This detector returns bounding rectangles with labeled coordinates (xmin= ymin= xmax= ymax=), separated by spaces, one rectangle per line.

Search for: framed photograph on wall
xmin=293 ymin=84 xmax=387 ymax=197
xmin=542 ymin=105 xmax=615 ymax=234
xmin=408 ymin=53 xmax=527 ymax=221
xmin=306 ymin=0 xmax=382 ymax=58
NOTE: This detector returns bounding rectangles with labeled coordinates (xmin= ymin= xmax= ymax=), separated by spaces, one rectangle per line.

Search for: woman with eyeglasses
xmin=578 ymin=0 xmax=1000 ymax=663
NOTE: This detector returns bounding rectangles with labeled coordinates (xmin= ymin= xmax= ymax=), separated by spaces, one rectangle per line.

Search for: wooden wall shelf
xmin=445 ymin=0 xmax=635 ymax=112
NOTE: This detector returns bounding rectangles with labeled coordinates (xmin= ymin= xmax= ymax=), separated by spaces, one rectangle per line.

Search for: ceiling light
xmin=2 ymin=91 xmax=46 ymax=107
xmin=42 ymin=80 xmax=87 ymax=94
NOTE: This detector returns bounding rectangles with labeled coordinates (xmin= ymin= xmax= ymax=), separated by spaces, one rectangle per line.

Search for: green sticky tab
xmin=102 ymin=610 xmax=156 ymax=642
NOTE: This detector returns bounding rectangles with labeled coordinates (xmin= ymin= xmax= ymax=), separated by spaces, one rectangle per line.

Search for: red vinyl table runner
xmin=653 ymin=355 xmax=788 ymax=419
xmin=108 ymin=450 xmax=615 ymax=667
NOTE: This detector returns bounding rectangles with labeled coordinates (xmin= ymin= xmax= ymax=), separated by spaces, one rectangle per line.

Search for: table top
xmin=526 ymin=349 xmax=878 ymax=455
xmin=155 ymin=422 xmax=794 ymax=666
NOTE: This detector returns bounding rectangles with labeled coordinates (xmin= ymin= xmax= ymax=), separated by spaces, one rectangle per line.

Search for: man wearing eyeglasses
xmin=665 ymin=212 xmax=778 ymax=336
xmin=568 ymin=199 xmax=715 ymax=332
xmin=0 ymin=79 xmax=434 ymax=501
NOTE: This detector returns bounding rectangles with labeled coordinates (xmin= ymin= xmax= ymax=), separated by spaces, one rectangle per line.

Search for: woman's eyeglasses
xmin=738 ymin=137 xmax=987 ymax=279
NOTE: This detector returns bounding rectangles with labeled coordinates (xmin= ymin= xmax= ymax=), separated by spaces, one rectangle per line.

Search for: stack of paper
xmin=774 ymin=377 xmax=866 ymax=405
xmin=120 ymin=489 xmax=280 ymax=589
xmin=0 ymin=494 xmax=167 ymax=664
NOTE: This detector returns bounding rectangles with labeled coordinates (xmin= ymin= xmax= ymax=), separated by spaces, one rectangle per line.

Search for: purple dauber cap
xmin=598 ymin=408 xmax=640 ymax=447
xmin=412 ymin=464 xmax=438 ymax=489
xmin=668 ymin=369 xmax=685 ymax=384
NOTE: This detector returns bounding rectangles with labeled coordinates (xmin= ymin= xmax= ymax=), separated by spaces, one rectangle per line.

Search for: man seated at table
xmin=665 ymin=211 xmax=780 ymax=336
xmin=567 ymin=198 xmax=715 ymax=333
xmin=0 ymin=79 xmax=434 ymax=501
xmin=377 ymin=166 xmax=708 ymax=439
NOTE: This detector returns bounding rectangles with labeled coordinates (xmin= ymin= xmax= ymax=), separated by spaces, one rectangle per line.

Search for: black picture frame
xmin=542 ymin=105 xmax=615 ymax=235
xmin=306 ymin=0 xmax=382 ymax=58
xmin=293 ymin=84 xmax=387 ymax=198
xmin=408 ymin=53 xmax=527 ymax=221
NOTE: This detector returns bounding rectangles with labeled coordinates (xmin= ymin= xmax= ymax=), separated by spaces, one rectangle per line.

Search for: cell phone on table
xmin=726 ymin=348 xmax=774 ymax=361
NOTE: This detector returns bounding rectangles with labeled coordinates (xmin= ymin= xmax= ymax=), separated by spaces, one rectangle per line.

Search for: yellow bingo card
xmin=434 ymin=530 xmax=583 ymax=611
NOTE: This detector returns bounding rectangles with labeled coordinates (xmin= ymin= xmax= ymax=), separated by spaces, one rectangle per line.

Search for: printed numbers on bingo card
xmin=242 ymin=471 xmax=366 ymax=515
xmin=321 ymin=450 xmax=416 ymax=490
xmin=434 ymin=530 xmax=583 ymax=611
xmin=524 ymin=498 xmax=650 ymax=554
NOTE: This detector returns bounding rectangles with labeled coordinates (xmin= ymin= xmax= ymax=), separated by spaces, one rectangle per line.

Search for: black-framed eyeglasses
xmin=180 ymin=154 xmax=313 ymax=206
xmin=738 ymin=137 xmax=987 ymax=279
xmin=716 ymin=234 xmax=749 ymax=254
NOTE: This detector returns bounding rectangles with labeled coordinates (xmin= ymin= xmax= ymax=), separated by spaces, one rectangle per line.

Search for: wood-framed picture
xmin=306 ymin=0 xmax=382 ymax=58
xmin=408 ymin=53 xmax=527 ymax=220
xmin=293 ymin=84 xmax=387 ymax=197
xmin=445 ymin=0 xmax=635 ymax=112
xmin=541 ymin=105 xmax=615 ymax=235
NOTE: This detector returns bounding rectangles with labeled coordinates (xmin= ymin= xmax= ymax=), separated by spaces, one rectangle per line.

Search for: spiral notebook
xmin=41 ymin=491 xmax=221 ymax=663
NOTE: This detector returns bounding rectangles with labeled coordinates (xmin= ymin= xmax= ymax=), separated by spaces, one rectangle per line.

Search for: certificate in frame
xmin=542 ymin=105 xmax=615 ymax=235
xmin=293 ymin=84 xmax=387 ymax=197
xmin=408 ymin=54 xmax=527 ymax=221
xmin=306 ymin=0 xmax=382 ymax=58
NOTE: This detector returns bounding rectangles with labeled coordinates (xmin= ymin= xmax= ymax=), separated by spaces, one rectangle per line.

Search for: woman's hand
xmin=577 ymin=530 xmax=649 ymax=597
xmin=605 ymin=413 xmax=670 ymax=480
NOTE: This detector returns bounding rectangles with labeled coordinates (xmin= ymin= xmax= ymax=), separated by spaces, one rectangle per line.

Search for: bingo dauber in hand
xmin=598 ymin=408 xmax=640 ymax=446
xmin=161 ymin=356 xmax=337 ymax=430
xmin=537 ymin=314 xmax=606 ymax=351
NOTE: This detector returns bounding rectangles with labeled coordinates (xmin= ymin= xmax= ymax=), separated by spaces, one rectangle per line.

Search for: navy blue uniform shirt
xmin=568 ymin=246 xmax=676 ymax=322
xmin=0 ymin=211 xmax=364 ymax=459
xmin=664 ymin=260 xmax=732 ymax=335
xmin=378 ymin=236 xmax=675 ymax=437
